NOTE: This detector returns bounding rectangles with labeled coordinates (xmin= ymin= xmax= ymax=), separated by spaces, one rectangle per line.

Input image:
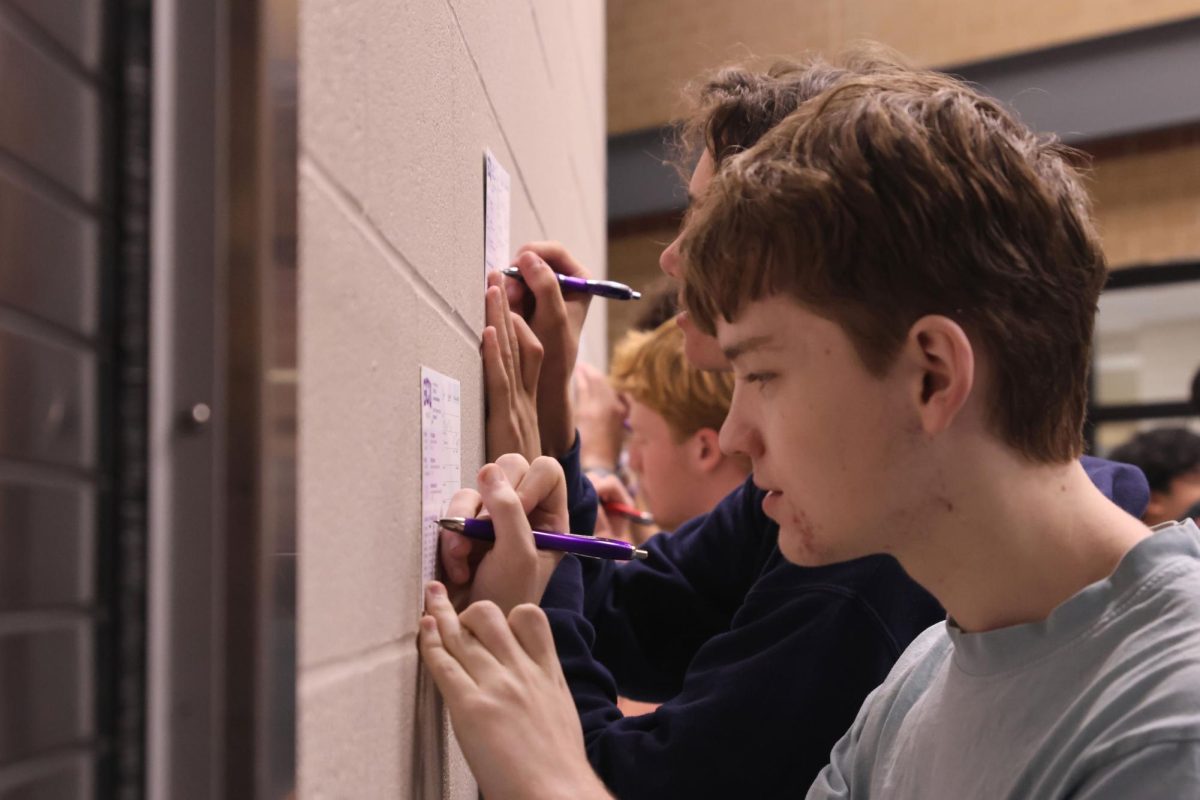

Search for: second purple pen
xmin=438 ymin=516 xmax=649 ymax=561
xmin=500 ymin=267 xmax=642 ymax=301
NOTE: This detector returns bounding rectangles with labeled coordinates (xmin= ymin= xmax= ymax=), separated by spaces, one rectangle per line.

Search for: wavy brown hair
xmin=672 ymin=46 xmax=915 ymax=177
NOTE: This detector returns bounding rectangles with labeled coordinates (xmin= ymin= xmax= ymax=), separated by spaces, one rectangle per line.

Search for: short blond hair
xmin=610 ymin=320 xmax=734 ymax=442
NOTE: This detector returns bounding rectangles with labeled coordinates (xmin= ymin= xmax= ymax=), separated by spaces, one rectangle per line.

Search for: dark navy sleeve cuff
xmin=558 ymin=430 xmax=599 ymax=535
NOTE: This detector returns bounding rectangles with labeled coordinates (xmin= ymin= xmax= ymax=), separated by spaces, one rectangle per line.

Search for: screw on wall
xmin=180 ymin=402 xmax=213 ymax=433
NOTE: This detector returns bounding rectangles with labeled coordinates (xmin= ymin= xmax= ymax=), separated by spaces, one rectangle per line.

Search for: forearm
xmin=539 ymin=380 xmax=576 ymax=459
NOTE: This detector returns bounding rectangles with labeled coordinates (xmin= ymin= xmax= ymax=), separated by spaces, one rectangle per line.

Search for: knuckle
xmin=460 ymin=600 xmax=503 ymax=630
xmin=496 ymin=452 xmax=531 ymax=473
xmin=508 ymin=603 xmax=543 ymax=629
xmin=531 ymin=455 xmax=564 ymax=478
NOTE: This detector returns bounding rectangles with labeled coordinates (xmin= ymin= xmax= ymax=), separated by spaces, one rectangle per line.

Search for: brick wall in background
xmin=608 ymin=0 xmax=1200 ymax=134
xmin=1088 ymin=126 xmax=1200 ymax=268
xmin=607 ymin=222 xmax=678 ymax=354
xmin=297 ymin=1 xmax=604 ymax=797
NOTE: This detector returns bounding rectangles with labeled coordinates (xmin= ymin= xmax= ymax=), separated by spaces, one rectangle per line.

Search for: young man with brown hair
xmin=677 ymin=65 xmax=1200 ymax=797
xmin=424 ymin=52 xmax=1185 ymax=799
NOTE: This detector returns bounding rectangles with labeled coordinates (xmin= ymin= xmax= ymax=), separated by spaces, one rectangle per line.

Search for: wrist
xmin=541 ymin=393 xmax=575 ymax=458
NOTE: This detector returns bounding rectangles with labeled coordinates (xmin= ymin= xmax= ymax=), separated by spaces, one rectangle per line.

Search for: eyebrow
xmin=721 ymin=334 xmax=776 ymax=363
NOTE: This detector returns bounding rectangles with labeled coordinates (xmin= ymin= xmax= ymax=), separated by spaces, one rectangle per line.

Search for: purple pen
xmin=500 ymin=267 xmax=642 ymax=301
xmin=438 ymin=517 xmax=649 ymax=561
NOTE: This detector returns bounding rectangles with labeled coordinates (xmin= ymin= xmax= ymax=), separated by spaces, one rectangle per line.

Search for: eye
xmin=744 ymin=371 xmax=777 ymax=388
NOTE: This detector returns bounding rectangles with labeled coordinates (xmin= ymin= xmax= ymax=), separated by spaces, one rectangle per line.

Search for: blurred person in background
xmin=575 ymin=279 xmax=682 ymax=482
xmin=595 ymin=320 xmax=749 ymax=544
xmin=1111 ymin=427 xmax=1200 ymax=526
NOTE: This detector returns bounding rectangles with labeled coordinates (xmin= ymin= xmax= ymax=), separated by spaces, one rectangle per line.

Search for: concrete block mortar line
xmin=527 ymin=0 xmax=555 ymax=89
xmin=443 ymin=0 xmax=550 ymax=238
xmin=300 ymin=153 xmax=480 ymax=353
xmin=299 ymin=630 xmax=418 ymax=694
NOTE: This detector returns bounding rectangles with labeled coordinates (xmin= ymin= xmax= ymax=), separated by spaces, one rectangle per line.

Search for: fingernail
xmin=425 ymin=581 xmax=444 ymax=597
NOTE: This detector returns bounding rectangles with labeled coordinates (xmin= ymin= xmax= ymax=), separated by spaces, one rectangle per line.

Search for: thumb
xmin=477 ymin=463 xmax=537 ymax=565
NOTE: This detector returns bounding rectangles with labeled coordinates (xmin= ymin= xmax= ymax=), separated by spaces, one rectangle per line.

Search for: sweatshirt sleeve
xmin=557 ymin=431 xmax=599 ymax=536
xmin=570 ymin=477 xmax=774 ymax=699
xmin=545 ymin=566 xmax=916 ymax=799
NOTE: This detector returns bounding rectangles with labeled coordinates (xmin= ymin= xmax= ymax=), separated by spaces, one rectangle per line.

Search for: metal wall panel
xmin=0 ymin=14 xmax=101 ymax=204
xmin=4 ymin=0 xmax=107 ymax=73
xmin=0 ymin=1 xmax=123 ymax=797
xmin=0 ymin=172 xmax=101 ymax=336
xmin=0 ymin=480 xmax=93 ymax=609
xmin=0 ymin=755 xmax=93 ymax=800
xmin=0 ymin=626 xmax=93 ymax=763
xmin=0 ymin=327 xmax=96 ymax=469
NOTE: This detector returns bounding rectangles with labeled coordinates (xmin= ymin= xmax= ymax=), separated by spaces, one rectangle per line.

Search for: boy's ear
xmin=904 ymin=315 xmax=974 ymax=437
xmin=692 ymin=428 xmax=724 ymax=472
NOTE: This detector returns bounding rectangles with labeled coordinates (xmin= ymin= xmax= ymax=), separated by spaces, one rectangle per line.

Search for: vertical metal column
xmin=146 ymin=0 xmax=227 ymax=797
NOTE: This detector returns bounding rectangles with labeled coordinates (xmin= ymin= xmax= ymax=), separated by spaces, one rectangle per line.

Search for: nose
xmin=719 ymin=391 xmax=761 ymax=462
xmin=659 ymin=233 xmax=683 ymax=278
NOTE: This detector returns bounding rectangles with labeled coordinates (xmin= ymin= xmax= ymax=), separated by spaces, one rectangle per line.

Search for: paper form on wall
xmin=421 ymin=366 xmax=461 ymax=591
xmin=484 ymin=148 xmax=511 ymax=277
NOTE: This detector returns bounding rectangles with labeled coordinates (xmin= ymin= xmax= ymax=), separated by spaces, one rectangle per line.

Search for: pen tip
xmin=632 ymin=548 xmax=649 ymax=561
xmin=631 ymin=291 xmax=642 ymax=300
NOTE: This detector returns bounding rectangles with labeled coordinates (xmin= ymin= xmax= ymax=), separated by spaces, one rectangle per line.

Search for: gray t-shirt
xmin=808 ymin=520 xmax=1200 ymax=799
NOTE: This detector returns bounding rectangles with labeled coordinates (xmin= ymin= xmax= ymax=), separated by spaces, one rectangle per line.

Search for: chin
xmin=777 ymin=532 xmax=832 ymax=566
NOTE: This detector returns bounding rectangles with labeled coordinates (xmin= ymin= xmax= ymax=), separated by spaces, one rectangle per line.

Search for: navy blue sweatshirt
xmin=549 ymin=443 xmax=1150 ymax=799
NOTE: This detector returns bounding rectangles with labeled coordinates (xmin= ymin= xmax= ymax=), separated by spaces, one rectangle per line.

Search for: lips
xmin=760 ymin=489 xmax=784 ymax=518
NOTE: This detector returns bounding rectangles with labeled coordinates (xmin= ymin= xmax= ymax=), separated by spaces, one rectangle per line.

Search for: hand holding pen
xmin=501 ymin=267 xmax=641 ymax=301
xmin=439 ymin=517 xmax=648 ymax=561
xmin=499 ymin=246 xmax=594 ymax=458
xmin=439 ymin=454 xmax=573 ymax=614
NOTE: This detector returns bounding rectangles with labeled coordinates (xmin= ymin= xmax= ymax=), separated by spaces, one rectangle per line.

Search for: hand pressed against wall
xmin=419 ymin=583 xmax=611 ymax=800
xmin=504 ymin=242 xmax=594 ymax=457
xmin=483 ymin=269 xmax=543 ymax=462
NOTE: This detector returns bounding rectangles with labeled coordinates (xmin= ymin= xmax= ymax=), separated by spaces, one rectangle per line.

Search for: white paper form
xmin=484 ymin=148 xmax=511 ymax=278
xmin=421 ymin=366 xmax=462 ymax=589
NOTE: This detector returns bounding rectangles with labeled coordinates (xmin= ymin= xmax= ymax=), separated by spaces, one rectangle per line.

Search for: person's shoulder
xmin=892 ymin=622 xmax=952 ymax=675
xmin=861 ymin=622 xmax=953 ymax=710
xmin=1136 ymin=520 xmax=1200 ymax=609
xmin=1091 ymin=525 xmax=1200 ymax=750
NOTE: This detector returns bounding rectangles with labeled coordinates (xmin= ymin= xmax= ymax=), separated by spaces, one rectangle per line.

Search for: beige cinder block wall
xmin=296 ymin=1 xmax=605 ymax=797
